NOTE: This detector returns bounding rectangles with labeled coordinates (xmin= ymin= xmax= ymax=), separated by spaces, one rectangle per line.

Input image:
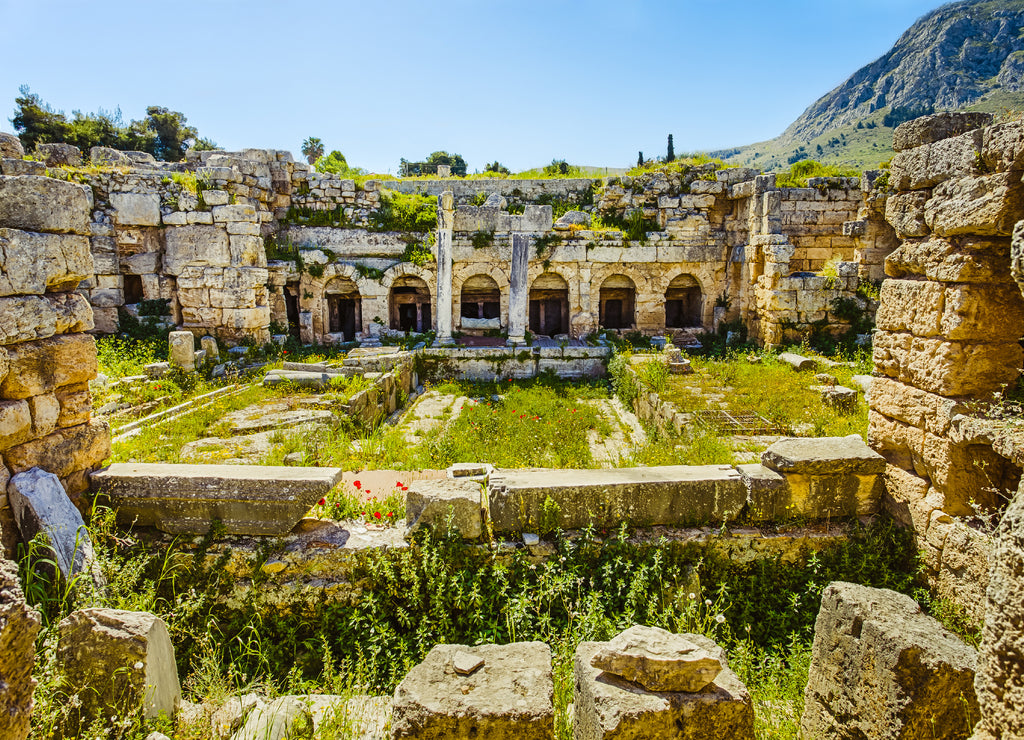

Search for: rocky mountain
xmin=718 ymin=0 xmax=1024 ymax=170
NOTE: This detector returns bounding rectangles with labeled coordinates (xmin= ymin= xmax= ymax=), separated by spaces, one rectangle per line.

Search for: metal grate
xmin=693 ymin=410 xmax=785 ymax=435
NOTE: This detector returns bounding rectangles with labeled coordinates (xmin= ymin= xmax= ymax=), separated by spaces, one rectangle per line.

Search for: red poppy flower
xmin=374 ymin=511 xmax=382 ymax=520
xmin=353 ymin=480 xmax=361 ymax=489
xmin=396 ymin=481 xmax=402 ymax=488
xmin=318 ymin=498 xmax=326 ymax=506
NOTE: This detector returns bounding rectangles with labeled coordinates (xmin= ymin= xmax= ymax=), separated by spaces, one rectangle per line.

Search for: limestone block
xmin=885 ymin=191 xmax=930 ymax=237
xmin=589 ymin=625 xmax=723 ymax=692
xmin=168 ymin=331 xmax=195 ymax=371
xmin=973 ymin=481 xmax=1024 ymax=740
xmin=122 ymin=251 xmax=160 ymax=275
xmin=0 ymin=556 xmax=41 ymax=740
xmin=230 ymin=696 xmax=312 ymax=740
xmin=869 ymin=376 xmax=964 ymax=436
xmin=54 ymin=383 xmax=91 ymax=428
xmin=979 ymin=118 xmax=1024 ymax=173
xmin=941 ymin=282 xmax=1024 ymax=342
xmin=0 ymin=132 xmax=24 ymax=159
xmin=800 ymin=582 xmax=978 ymax=740
xmin=228 ymin=235 xmax=266 ymax=267
xmin=202 ymin=189 xmax=230 ymax=207
xmin=35 ymin=142 xmax=81 ymax=166
xmin=1 ymin=158 xmax=45 ymax=176
xmin=90 ymin=462 xmax=344 ymax=535
xmin=391 ymin=641 xmax=553 ymax=739
xmin=405 ymin=479 xmax=483 ymax=540
xmin=89 ymin=288 xmax=123 ymax=308
xmin=227 ymin=221 xmax=260 ymax=236
xmin=1015 ymin=220 xmax=1024 ymax=297
xmin=57 ymin=608 xmax=181 ymax=725
xmin=0 ymin=229 xmax=92 ymax=295
xmin=487 ymin=466 xmax=746 ymax=533
xmin=889 ymin=128 xmax=982 ymax=191
xmin=162 ymin=212 xmax=186 ymax=225
xmin=0 ymin=400 xmax=31 ymax=449
xmin=881 ymin=464 xmax=941 ymax=534
xmin=28 ymin=393 xmax=58 ymax=437
xmin=0 ymin=288 xmax=91 ymax=345
xmin=90 ymin=307 xmax=118 ymax=334
xmin=0 ymin=334 xmax=97 ymax=400
xmin=212 ymin=204 xmax=256 ymax=223
xmin=110 ymin=192 xmax=161 ymax=227
xmin=736 ymin=463 xmax=789 ymax=521
xmin=874 ymin=279 xmax=944 ymax=337
xmin=575 ymin=634 xmax=753 ymax=740
xmin=0 ymin=176 xmax=91 ymax=234
xmin=3 ymin=420 xmax=110 ymax=479
xmin=892 ymin=111 xmax=992 ymax=151
xmin=924 ymin=172 xmax=1024 ymax=237
xmin=89 ymin=146 xmax=131 ymax=167
xmin=8 ymin=467 xmax=94 ymax=577
xmin=163 ymin=225 xmax=230 ymax=275
xmin=885 ymin=236 xmax=1014 ymax=284
xmin=872 ymin=331 xmax=1023 ymax=397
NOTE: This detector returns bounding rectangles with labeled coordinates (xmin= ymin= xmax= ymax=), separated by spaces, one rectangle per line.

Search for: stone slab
xmin=590 ymin=625 xmax=722 ymax=692
xmin=90 ymin=463 xmax=344 ymax=535
xmin=487 ymin=465 xmax=745 ymax=533
xmin=575 ymin=634 xmax=753 ymax=740
xmin=405 ymin=479 xmax=483 ymax=540
xmin=391 ymin=641 xmax=553 ymax=739
xmin=8 ymin=467 xmax=93 ymax=578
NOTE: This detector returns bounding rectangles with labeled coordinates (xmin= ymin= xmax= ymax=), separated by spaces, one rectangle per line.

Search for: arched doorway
xmin=389 ymin=276 xmax=432 ymax=333
xmin=325 ymin=276 xmax=361 ymax=341
xmin=460 ymin=274 xmax=501 ymax=329
xmin=599 ymin=274 xmax=636 ymax=330
xmin=529 ymin=272 xmax=569 ymax=336
xmin=665 ymin=274 xmax=703 ymax=328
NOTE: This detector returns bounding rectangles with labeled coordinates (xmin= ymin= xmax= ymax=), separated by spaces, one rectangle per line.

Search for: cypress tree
xmin=637 ymin=151 xmax=644 ymax=167
xmin=666 ymin=134 xmax=675 ymax=163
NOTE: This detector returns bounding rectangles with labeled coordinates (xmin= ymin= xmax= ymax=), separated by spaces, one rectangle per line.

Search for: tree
xmin=666 ymin=134 xmax=675 ymax=163
xmin=10 ymin=86 xmax=212 ymax=160
xmin=424 ymin=150 xmax=467 ymax=175
xmin=315 ymin=150 xmax=365 ymax=178
xmin=484 ymin=161 xmax=510 ymax=175
xmin=301 ymin=137 xmax=324 ymax=165
xmin=637 ymin=151 xmax=644 ymax=167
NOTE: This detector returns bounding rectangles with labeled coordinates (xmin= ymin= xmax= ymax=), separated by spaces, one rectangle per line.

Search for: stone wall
xmin=0 ymin=175 xmax=110 ymax=540
xmin=0 ymin=143 xmax=899 ymax=347
xmin=869 ymin=112 xmax=1024 ymax=617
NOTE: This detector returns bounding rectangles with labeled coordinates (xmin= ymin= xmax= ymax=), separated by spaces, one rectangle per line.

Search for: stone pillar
xmin=167 ymin=331 xmax=195 ymax=372
xmin=434 ymin=191 xmax=456 ymax=346
xmin=507 ymin=233 xmax=529 ymax=345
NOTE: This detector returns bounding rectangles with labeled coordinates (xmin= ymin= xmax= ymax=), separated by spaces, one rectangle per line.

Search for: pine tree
xmin=666 ymin=134 xmax=675 ymax=163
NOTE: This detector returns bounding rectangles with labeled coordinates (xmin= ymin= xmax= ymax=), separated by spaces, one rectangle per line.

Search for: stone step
xmin=487 ymin=465 xmax=745 ymax=533
xmin=90 ymin=463 xmax=343 ymax=535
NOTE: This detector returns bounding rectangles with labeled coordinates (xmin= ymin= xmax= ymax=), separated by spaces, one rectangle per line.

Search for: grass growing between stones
xmin=660 ymin=351 xmax=870 ymax=439
xmin=21 ymin=510 xmax=918 ymax=739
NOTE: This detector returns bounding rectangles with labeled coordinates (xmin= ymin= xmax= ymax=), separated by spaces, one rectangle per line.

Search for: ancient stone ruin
xmin=0 ymin=110 xmax=1022 ymax=739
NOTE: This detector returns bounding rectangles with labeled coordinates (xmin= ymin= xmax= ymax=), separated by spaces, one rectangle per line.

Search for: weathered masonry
xmin=0 ymin=142 xmax=905 ymax=347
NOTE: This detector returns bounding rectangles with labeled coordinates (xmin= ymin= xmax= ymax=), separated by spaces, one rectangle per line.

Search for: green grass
xmin=659 ymin=352 xmax=870 ymax=440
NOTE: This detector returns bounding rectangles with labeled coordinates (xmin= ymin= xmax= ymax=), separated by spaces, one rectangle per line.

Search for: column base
xmin=433 ymin=336 xmax=457 ymax=347
xmin=506 ymin=335 xmax=527 ymax=347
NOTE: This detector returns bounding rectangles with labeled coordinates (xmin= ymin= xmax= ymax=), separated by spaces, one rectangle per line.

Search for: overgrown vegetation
xmin=775 ymin=159 xmax=861 ymax=188
xmin=368 ymin=191 xmax=437 ymax=232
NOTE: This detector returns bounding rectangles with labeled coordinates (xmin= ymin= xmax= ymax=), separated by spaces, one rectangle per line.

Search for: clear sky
xmin=0 ymin=0 xmax=948 ymax=173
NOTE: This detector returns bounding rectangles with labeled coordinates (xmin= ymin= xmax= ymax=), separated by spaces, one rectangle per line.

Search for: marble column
xmin=507 ymin=233 xmax=529 ymax=345
xmin=434 ymin=190 xmax=456 ymax=346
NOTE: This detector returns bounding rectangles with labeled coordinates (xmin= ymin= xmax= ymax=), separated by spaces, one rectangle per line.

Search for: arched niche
xmin=599 ymin=274 xmax=637 ymax=330
xmin=389 ymin=275 xmax=432 ymax=333
xmin=324 ymin=276 xmax=362 ymax=341
xmin=665 ymin=274 xmax=703 ymax=328
xmin=529 ymin=272 xmax=570 ymax=336
xmin=460 ymin=274 xmax=502 ymax=329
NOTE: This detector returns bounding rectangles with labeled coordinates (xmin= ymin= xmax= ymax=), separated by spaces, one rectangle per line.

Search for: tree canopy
xmin=10 ymin=86 xmax=217 ymax=161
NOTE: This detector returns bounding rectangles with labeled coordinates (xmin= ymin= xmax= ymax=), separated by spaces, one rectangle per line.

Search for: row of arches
xmin=293 ymin=272 xmax=705 ymax=341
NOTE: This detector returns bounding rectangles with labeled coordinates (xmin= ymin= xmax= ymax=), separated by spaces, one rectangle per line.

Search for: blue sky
xmin=0 ymin=0 xmax=947 ymax=172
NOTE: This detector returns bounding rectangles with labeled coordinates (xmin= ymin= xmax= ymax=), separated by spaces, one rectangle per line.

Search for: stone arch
xmin=324 ymin=275 xmax=362 ymax=341
xmin=389 ymin=274 xmax=433 ymax=333
xmin=665 ymin=273 xmax=703 ymax=329
xmin=599 ymin=273 xmax=637 ymax=330
xmin=458 ymin=273 xmax=502 ymax=330
xmin=529 ymin=271 xmax=570 ymax=336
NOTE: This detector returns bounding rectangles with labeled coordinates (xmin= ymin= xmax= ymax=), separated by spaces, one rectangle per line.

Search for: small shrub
xmin=470 ymin=229 xmax=495 ymax=249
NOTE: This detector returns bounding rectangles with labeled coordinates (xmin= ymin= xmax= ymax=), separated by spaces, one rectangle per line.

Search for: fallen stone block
xmin=801 ymin=582 xmax=978 ymax=740
xmin=405 ymin=479 xmax=483 ymax=540
xmin=391 ymin=641 xmax=553 ymax=739
xmin=736 ymin=463 xmax=789 ymax=521
xmin=575 ymin=632 xmax=754 ymax=739
xmin=57 ymin=608 xmax=181 ymax=727
xmin=8 ymin=467 xmax=93 ymax=578
xmin=262 ymin=370 xmax=334 ymax=389
xmin=487 ymin=465 xmax=745 ymax=533
xmin=230 ymin=696 xmax=312 ymax=740
xmin=778 ymin=352 xmax=817 ymax=371
xmin=144 ymin=362 xmax=170 ymax=379
xmin=90 ymin=463 xmax=344 ymax=535
xmin=590 ymin=625 xmax=722 ymax=692
xmin=818 ymin=384 xmax=858 ymax=412
xmin=0 ymin=557 xmax=41 ymax=740
xmin=761 ymin=436 xmax=885 ymax=518
xmin=35 ymin=142 xmax=81 ymax=167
